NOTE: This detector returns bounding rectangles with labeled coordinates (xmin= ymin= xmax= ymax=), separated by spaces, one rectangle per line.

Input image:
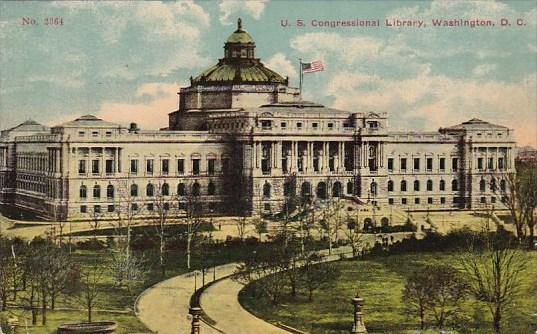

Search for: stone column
xmin=351 ymin=295 xmax=367 ymax=334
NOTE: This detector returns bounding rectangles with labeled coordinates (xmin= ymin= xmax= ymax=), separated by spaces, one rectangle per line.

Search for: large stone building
xmin=0 ymin=20 xmax=516 ymax=221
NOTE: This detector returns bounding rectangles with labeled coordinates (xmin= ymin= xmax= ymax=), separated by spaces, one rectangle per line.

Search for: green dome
xmin=191 ymin=18 xmax=288 ymax=86
xmin=226 ymin=30 xmax=254 ymax=44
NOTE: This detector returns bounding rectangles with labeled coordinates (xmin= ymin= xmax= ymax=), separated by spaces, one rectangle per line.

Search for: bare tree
xmin=0 ymin=237 xmax=15 ymax=311
xmin=300 ymin=253 xmax=340 ymax=301
xmin=113 ymin=177 xmax=143 ymax=260
xmin=344 ymin=216 xmax=366 ymax=257
xmin=183 ymin=184 xmax=205 ymax=270
xmin=235 ymin=216 xmax=248 ymax=242
xmin=78 ymin=262 xmax=106 ymax=323
xmin=151 ymin=183 xmax=176 ymax=277
xmin=459 ymin=232 xmax=528 ymax=334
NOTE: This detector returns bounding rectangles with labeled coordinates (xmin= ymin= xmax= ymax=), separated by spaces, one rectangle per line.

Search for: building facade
xmin=0 ymin=20 xmax=516 ymax=221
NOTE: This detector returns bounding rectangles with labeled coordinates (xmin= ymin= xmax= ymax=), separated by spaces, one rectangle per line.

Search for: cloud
xmin=326 ymin=70 xmax=537 ymax=146
xmin=265 ymin=53 xmax=297 ymax=81
xmin=472 ymin=63 xmax=497 ymax=76
xmin=218 ymin=0 xmax=269 ymax=25
xmin=95 ymin=82 xmax=180 ymax=129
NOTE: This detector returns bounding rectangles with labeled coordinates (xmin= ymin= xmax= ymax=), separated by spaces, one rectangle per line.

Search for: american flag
xmin=301 ymin=60 xmax=324 ymax=74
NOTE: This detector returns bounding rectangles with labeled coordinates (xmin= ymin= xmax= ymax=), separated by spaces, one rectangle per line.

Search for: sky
xmin=1 ymin=0 xmax=536 ymax=146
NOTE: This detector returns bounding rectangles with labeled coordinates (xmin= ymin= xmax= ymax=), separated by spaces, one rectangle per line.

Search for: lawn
xmin=240 ymin=252 xmax=537 ymax=334
xmin=0 ymin=237 xmax=280 ymax=333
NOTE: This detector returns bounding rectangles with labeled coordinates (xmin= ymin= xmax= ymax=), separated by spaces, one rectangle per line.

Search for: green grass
xmin=0 ymin=240 xmax=276 ymax=333
xmin=240 ymin=252 xmax=537 ymax=334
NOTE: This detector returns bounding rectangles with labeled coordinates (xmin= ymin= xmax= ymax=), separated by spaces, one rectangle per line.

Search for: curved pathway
xmin=136 ymin=263 xmax=238 ymax=334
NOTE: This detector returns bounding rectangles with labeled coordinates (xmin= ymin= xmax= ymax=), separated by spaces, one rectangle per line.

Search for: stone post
xmin=351 ymin=295 xmax=367 ymax=334
xmin=189 ymin=306 xmax=202 ymax=334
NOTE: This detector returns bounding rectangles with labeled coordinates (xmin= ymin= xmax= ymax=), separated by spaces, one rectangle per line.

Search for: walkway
xmin=135 ymin=263 xmax=238 ymax=334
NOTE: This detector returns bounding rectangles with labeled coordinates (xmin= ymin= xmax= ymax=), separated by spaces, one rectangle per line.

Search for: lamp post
xmin=351 ymin=295 xmax=367 ymax=334
xmin=189 ymin=307 xmax=202 ymax=334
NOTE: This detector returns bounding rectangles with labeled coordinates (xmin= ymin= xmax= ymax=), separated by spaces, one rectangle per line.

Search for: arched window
xmin=480 ymin=179 xmax=486 ymax=192
xmin=490 ymin=178 xmax=497 ymax=193
xmin=162 ymin=183 xmax=170 ymax=196
xmin=283 ymin=182 xmax=292 ymax=197
xmin=316 ymin=182 xmax=327 ymax=199
xmin=332 ymin=182 xmax=342 ymax=197
xmin=452 ymin=179 xmax=459 ymax=191
xmin=401 ymin=180 xmax=407 ymax=192
xmin=500 ymin=179 xmax=506 ymax=192
xmin=146 ymin=183 xmax=154 ymax=197
xmin=387 ymin=180 xmax=394 ymax=192
xmin=414 ymin=180 xmax=420 ymax=191
xmin=80 ymin=185 xmax=87 ymax=199
xmin=130 ymin=184 xmax=138 ymax=197
xmin=192 ymin=182 xmax=201 ymax=197
xmin=439 ymin=180 xmax=446 ymax=191
xmin=370 ymin=182 xmax=378 ymax=197
xmin=93 ymin=185 xmax=101 ymax=198
xmin=177 ymin=183 xmax=186 ymax=196
xmin=107 ymin=185 xmax=114 ymax=199
xmin=347 ymin=181 xmax=353 ymax=195
xmin=263 ymin=183 xmax=271 ymax=198
xmin=301 ymin=182 xmax=311 ymax=197
xmin=427 ymin=180 xmax=433 ymax=191
xmin=208 ymin=182 xmax=216 ymax=196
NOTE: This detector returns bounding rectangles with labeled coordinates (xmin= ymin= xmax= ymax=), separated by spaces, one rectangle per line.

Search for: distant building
xmin=0 ymin=19 xmax=516 ymax=221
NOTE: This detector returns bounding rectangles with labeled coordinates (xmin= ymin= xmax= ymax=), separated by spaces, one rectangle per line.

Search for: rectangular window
xmin=498 ymin=157 xmax=504 ymax=170
xmin=177 ymin=159 xmax=185 ymax=174
xmin=387 ymin=158 xmax=394 ymax=171
xmin=415 ymin=198 xmax=420 ymax=204
xmin=130 ymin=159 xmax=138 ymax=174
xmin=426 ymin=158 xmax=433 ymax=171
xmin=92 ymin=131 xmax=99 ymax=137
xmin=440 ymin=197 xmax=446 ymax=204
xmin=388 ymin=198 xmax=394 ymax=205
xmin=297 ymin=122 xmax=303 ymax=129
xmin=78 ymin=160 xmax=86 ymax=174
xmin=162 ymin=159 xmax=169 ymax=175
xmin=280 ymin=122 xmax=287 ymax=129
xmin=92 ymin=160 xmax=100 ymax=174
xmin=327 ymin=122 xmax=334 ymax=129
xmin=413 ymin=158 xmax=420 ymax=171
xmin=208 ymin=159 xmax=215 ymax=175
xmin=488 ymin=157 xmax=494 ymax=170
xmin=80 ymin=205 xmax=87 ymax=213
xmin=105 ymin=131 xmax=112 ymax=137
xmin=439 ymin=158 xmax=446 ymax=171
xmin=428 ymin=197 xmax=433 ymax=204
xmin=147 ymin=203 xmax=154 ymax=211
xmin=261 ymin=120 xmax=272 ymax=129
xmin=400 ymin=158 xmax=407 ymax=171
xmin=93 ymin=205 xmax=101 ymax=214
xmin=401 ymin=198 xmax=407 ymax=205
xmin=192 ymin=159 xmax=200 ymax=175
xmin=146 ymin=159 xmax=154 ymax=174
xmin=478 ymin=158 xmax=484 ymax=170
xmin=312 ymin=122 xmax=318 ymax=129
xmin=105 ymin=160 xmax=114 ymax=174
xmin=452 ymin=158 xmax=459 ymax=171
xmin=107 ymin=205 xmax=115 ymax=213
xmin=78 ymin=131 xmax=85 ymax=137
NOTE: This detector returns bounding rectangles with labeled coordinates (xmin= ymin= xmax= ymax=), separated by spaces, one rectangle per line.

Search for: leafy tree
xmin=0 ymin=237 xmax=15 ymax=311
xmin=403 ymin=267 xmax=431 ymax=329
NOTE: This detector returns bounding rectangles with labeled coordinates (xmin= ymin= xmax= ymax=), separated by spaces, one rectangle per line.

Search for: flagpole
xmin=298 ymin=58 xmax=303 ymax=98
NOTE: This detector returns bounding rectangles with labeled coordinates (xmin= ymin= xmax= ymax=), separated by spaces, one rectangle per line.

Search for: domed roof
xmin=191 ymin=18 xmax=288 ymax=86
xmin=226 ymin=19 xmax=254 ymax=43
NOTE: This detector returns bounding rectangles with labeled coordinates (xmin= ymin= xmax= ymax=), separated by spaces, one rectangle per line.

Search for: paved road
xmin=136 ymin=263 xmax=238 ymax=334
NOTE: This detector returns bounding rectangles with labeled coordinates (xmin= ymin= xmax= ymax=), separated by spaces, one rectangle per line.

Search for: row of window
xmin=387 ymin=179 xmax=460 ymax=192
xmin=79 ymin=182 xmax=217 ymax=199
xmin=387 ymin=157 xmax=458 ymax=172
xmin=387 ymin=196 xmax=504 ymax=206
